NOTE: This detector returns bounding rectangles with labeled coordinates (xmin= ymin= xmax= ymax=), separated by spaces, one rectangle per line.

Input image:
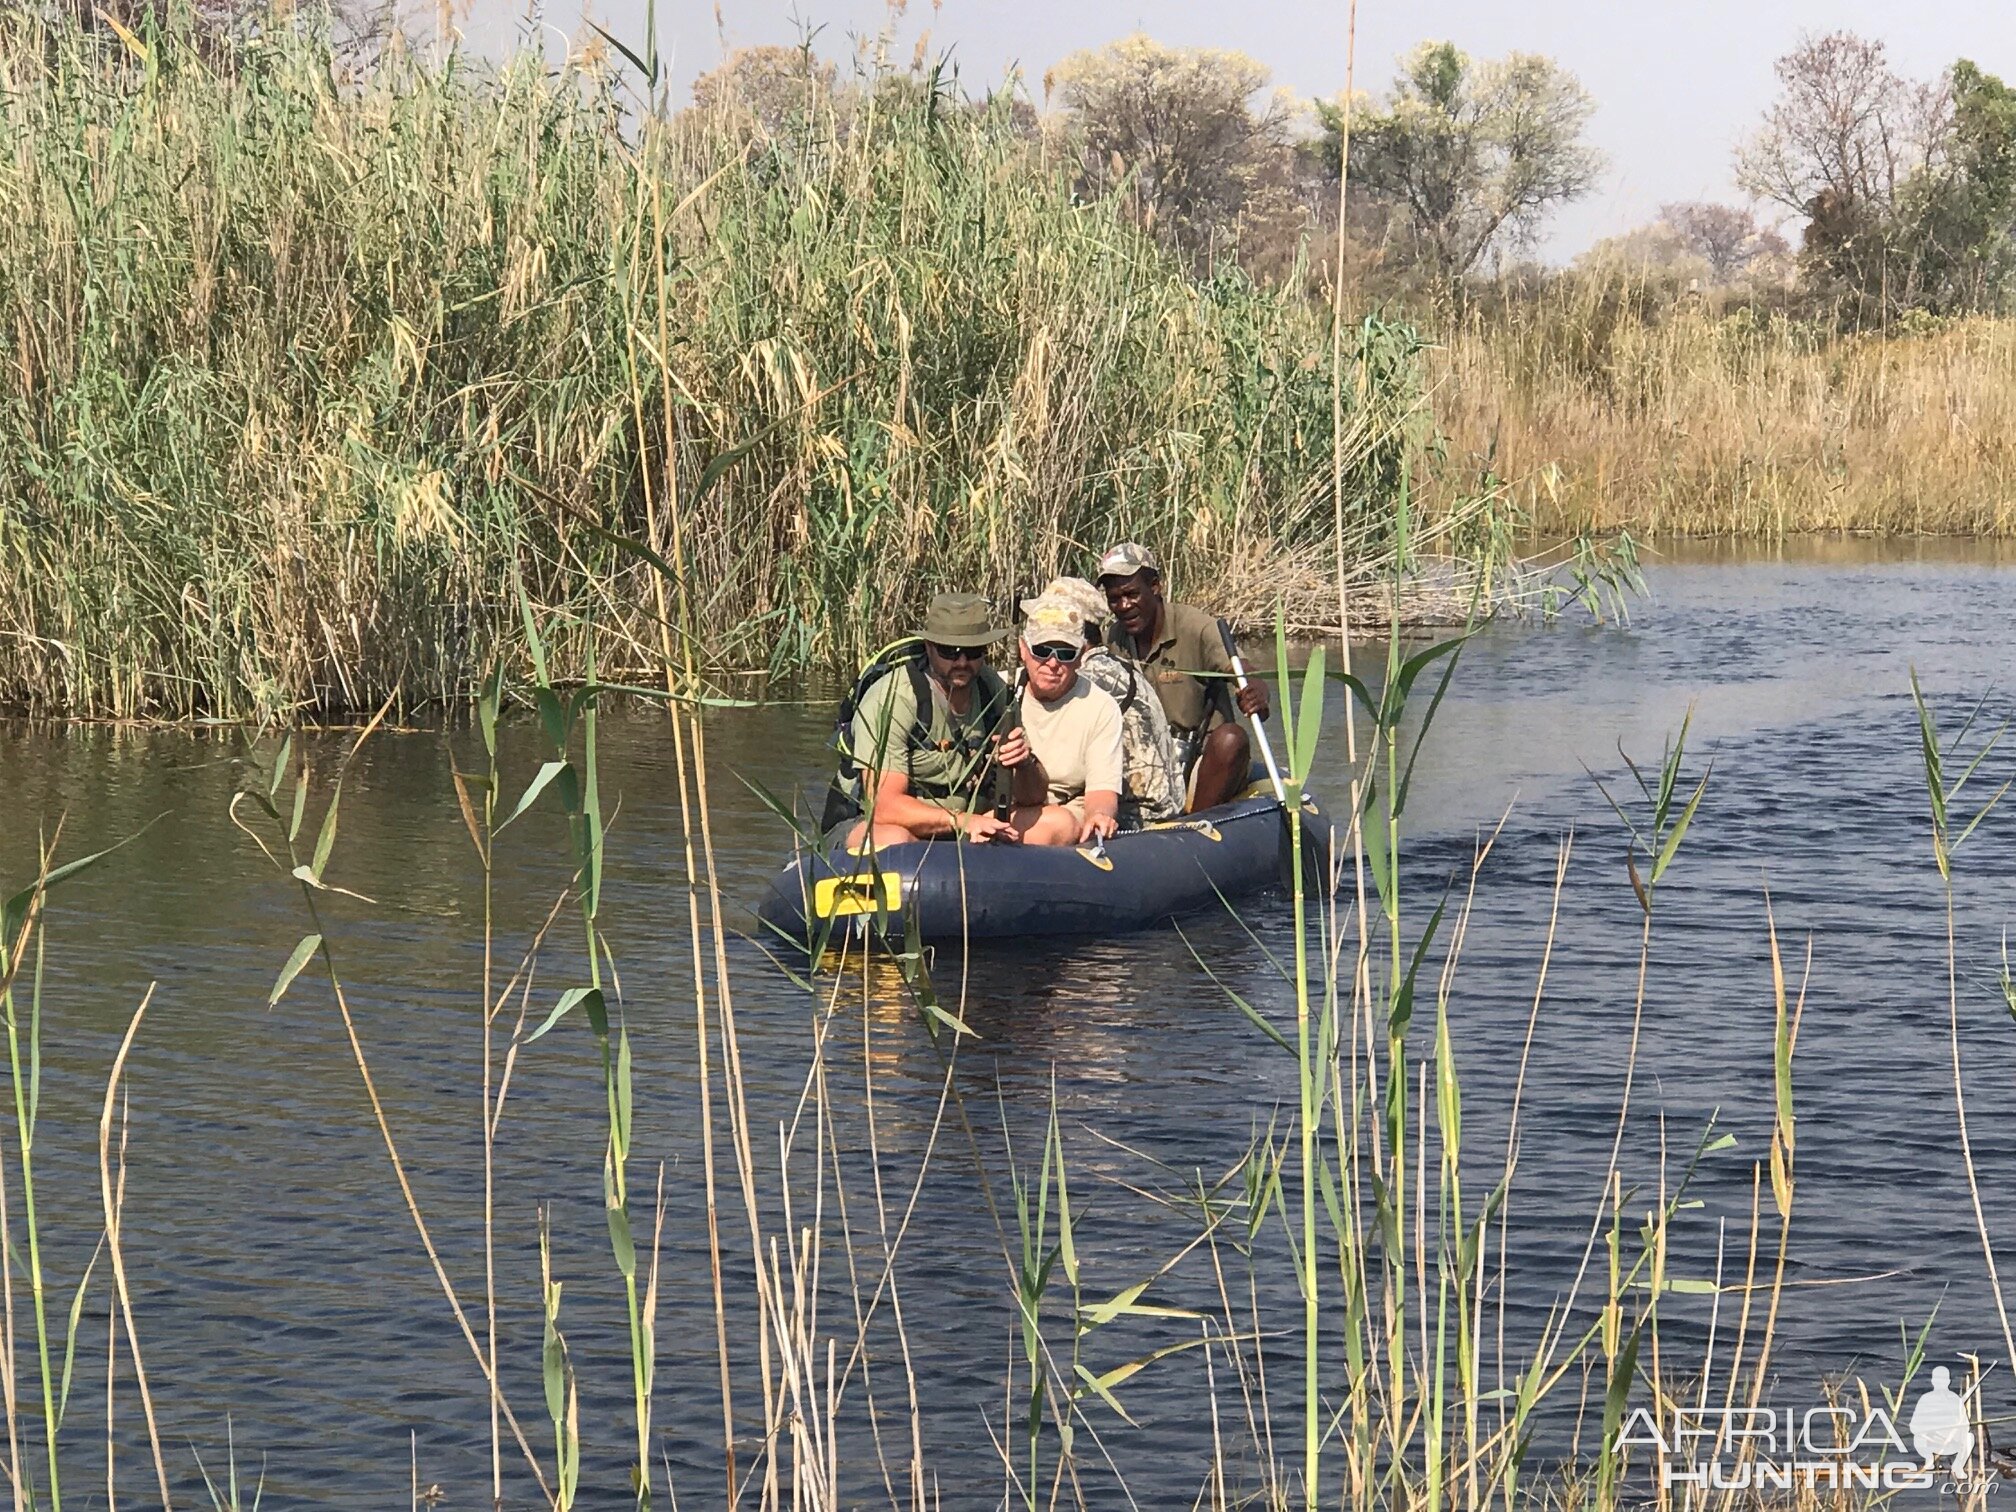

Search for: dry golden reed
xmin=1427 ymin=281 xmax=2016 ymax=537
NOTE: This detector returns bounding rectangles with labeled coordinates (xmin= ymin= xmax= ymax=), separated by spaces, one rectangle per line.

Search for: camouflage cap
xmin=1021 ymin=595 xmax=1088 ymax=648
xmin=1095 ymin=542 xmax=1161 ymax=583
xmin=1022 ymin=576 xmax=1110 ymax=625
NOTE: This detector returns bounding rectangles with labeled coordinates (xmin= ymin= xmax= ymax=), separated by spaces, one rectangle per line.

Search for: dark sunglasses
xmin=1027 ymin=642 xmax=1080 ymax=664
xmin=928 ymin=642 xmax=988 ymax=662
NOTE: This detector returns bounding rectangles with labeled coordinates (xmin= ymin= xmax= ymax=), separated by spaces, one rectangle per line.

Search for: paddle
xmin=1217 ymin=619 xmax=1287 ymax=804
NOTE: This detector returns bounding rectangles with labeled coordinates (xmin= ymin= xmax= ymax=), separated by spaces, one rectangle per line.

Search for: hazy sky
xmin=463 ymin=0 xmax=2016 ymax=259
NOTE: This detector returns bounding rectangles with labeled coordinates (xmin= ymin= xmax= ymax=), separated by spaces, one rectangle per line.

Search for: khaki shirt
xmin=1018 ymin=678 xmax=1124 ymax=805
xmin=1107 ymin=601 xmax=1238 ymax=736
xmin=845 ymin=663 xmax=1008 ymax=813
xmin=1076 ymin=650 xmax=1184 ymax=827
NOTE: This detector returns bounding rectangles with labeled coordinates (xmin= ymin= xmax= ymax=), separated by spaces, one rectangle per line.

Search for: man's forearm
xmin=864 ymin=776 xmax=962 ymax=836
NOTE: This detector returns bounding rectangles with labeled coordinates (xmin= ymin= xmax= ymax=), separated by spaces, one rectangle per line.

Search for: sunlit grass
xmin=1429 ymin=275 xmax=2016 ymax=537
xmin=0 ymin=5 xmax=1442 ymax=721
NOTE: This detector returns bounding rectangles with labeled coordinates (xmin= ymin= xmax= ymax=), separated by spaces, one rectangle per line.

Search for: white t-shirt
xmin=1019 ymin=677 xmax=1124 ymax=805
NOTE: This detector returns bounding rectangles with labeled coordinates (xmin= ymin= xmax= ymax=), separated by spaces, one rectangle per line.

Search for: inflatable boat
xmin=754 ymin=791 xmax=1331 ymax=948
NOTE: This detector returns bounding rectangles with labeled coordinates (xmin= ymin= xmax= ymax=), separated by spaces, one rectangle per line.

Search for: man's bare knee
xmin=850 ymin=820 xmax=921 ymax=851
xmin=1018 ymin=805 xmax=1079 ymax=846
xmin=1199 ymin=728 xmax=1247 ymax=772
xmin=1189 ymin=725 xmax=1253 ymax=811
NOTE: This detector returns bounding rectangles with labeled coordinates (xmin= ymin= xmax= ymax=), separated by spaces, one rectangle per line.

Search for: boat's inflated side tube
xmin=755 ymin=793 xmax=1336 ymax=948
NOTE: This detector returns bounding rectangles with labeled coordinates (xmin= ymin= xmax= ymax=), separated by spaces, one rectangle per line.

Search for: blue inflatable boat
xmin=754 ymin=791 xmax=1331 ymax=948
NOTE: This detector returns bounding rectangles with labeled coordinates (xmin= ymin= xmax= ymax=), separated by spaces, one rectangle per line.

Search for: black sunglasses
xmin=1027 ymin=642 xmax=1081 ymax=664
xmin=928 ymin=642 xmax=988 ymax=662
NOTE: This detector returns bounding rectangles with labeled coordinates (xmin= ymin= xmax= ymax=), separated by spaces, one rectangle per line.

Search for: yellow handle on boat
xmin=813 ymin=870 xmax=902 ymax=918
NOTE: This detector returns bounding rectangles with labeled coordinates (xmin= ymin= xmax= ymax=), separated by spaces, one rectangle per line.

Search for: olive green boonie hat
xmin=1095 ymin=542 xmax=1161 ymax=583
xmin=912 ymin=592 xmax=1011 ymax=646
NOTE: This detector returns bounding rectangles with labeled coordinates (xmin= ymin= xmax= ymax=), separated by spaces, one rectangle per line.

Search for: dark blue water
xmin=6 ymin=541 xmax=2016 ymax=1506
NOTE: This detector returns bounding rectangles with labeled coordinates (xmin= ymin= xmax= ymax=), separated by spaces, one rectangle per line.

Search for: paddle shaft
xmin=1216 ymin=619 xmax=1287 ymax=803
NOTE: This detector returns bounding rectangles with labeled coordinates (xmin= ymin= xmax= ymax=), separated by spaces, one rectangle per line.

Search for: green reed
xmin=0 ymin=3 xmax=1436 ymax=721
xmin=1911 ymin=676 xmax=2016 ymax=1380
xmin=0 ymin=655 xmax=1969 ymax=1509
xmin=511 ymin=604 xmax=663 ymax=1507
xmin=9 ymin=540 xmax=2016 ymax=1508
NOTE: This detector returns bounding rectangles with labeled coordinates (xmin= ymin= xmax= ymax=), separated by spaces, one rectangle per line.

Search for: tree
xmin=1660 ymin=202 xmax=1789 ymax=281
xmin=1579 ymin=221 xmax=1704 ymax=279
xmin=1734 ymin=33 xmax=1946 ymax=219
xmin=1337 ymin=41 xmax=1601 ymax=288
xmin=1895 ymin=60 xmax=2016 ymax=311
xmin=1046 ymin=34 xmax=1294 ymax=260
xmin=1734 ymin=32 xmax=1951 ymax=313
xmin=690 ymin=45 xmax=840 ymax=140
xmin=1732 ymin=35 xmax=2016 ymax=317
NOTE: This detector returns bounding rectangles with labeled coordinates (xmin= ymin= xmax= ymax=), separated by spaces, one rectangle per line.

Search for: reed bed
xmin=0 ymin=7 xmax=1439 ymax=721
xmin=3 ymin=530 xmax=2008 ymax=1508
xmin=1427 ymin=277 xmax=2016 ymax=536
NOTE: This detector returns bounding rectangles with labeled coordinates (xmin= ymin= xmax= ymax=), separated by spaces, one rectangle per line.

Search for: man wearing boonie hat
xmin=992 ymin=595 xmax=1124 ymax=846
xmin=1095 ymin=543 xmax=1272 ymax=812
xmin=839 ymin=591 xmax=1024 ymax=849
xmin=1022 ymin=577 xmax=1183 ymax=830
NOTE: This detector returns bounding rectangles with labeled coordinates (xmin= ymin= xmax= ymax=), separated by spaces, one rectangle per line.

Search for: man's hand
xmin=994 ymin=728 xmax=1032 ymax=768
xmin=962 ymin=813 xmax=1022 ymax=844
xmin=1235 ymin=679 xmax=1271 ymax=721
xmin=1077 ymin=810 xmax=1118 ymax=845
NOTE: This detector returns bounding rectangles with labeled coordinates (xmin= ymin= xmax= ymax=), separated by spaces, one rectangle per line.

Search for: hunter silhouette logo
xmin=1910 ymin=1366 xmax=1977 ymax=1475
xmin=1615 ymin=1362 xmax=1994 ymax=1490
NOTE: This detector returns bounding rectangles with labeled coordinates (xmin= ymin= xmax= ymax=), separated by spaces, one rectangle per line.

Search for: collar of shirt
xmin=1128 ymin=612 xmax=1177 ymax=660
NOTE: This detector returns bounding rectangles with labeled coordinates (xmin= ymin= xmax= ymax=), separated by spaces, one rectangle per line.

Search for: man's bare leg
xmin=1010 ymin=804 xmax=1080 ymax=846
xmin=1188 ymin=725 xmax=1252 ymax=812
xmin=846 ymin=820 xmax=928 ymax=850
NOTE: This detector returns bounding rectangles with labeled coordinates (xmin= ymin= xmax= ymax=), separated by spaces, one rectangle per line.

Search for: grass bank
xmin=0 ymin=9 xmax=1438 ymax=721
xmin=1427 ymin=279 xmax=2016 ymax=536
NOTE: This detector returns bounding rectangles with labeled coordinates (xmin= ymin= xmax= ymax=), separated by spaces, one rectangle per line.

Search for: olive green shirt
xmin=1107 ymin=601 xmax=1237 ymax=736
xmin=845 ymin=663 xmax=1008 ymax=813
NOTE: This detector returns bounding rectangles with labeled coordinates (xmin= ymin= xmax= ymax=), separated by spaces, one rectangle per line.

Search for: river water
xmin=5 ymin=539 xmax=2016 ymax=1506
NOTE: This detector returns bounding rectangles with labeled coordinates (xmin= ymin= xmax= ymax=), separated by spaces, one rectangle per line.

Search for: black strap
xmin=898 ymin=663 xmax=1008 ymax=802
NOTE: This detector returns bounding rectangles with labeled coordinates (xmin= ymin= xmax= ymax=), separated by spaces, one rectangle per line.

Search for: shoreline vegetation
xmin=1435 ymin=296 xmax=2016 ymax=537
xmin=0 ymin=10 xmax=1444 ymax=722
xmin=3 ymin=10 xmax=2014 ymax=726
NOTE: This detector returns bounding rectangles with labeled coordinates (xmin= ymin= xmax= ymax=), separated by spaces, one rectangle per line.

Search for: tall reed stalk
xmin=0 ymin=4 xmax=1437 ymax=721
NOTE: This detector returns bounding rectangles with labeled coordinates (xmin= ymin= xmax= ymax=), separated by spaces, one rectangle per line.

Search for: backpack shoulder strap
xmin=973 ymin=665 xmax=1010 ymax=730
xmin=836 ymin=649 xmax=931 ymax=778
xmin=902 ymin=657 xmax=938 ymax=767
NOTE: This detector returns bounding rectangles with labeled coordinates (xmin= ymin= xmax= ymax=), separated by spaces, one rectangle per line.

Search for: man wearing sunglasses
xmin=1022 ymin=576 xmax=1184 ymax=831
xmin=840 ymin=593 xmax=1023 ymax=849
xmin=992 ymin=597 xmax=1124 ymax=846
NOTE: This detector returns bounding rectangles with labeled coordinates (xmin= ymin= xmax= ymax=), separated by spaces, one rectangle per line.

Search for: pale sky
xmin=462 ymin=0 xmax=2016 ymax=260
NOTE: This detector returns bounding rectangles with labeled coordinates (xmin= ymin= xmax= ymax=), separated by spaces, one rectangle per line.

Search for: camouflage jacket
xmin=1077 ymin=648 xmax=1185 ymax=828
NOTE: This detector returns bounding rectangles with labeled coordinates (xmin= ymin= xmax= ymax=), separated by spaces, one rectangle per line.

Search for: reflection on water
xmin=3 ymin=543 xmax=2016 ymax=1501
